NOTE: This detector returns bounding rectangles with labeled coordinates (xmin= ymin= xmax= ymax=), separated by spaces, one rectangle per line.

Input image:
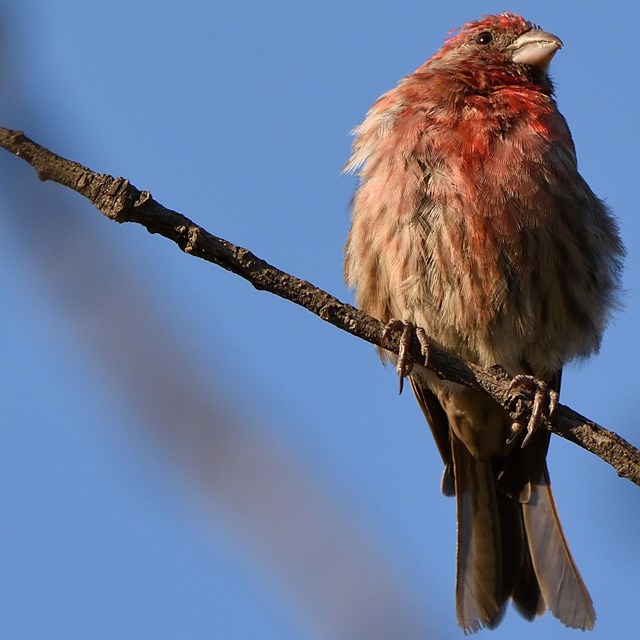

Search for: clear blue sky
xmin=1 ymin=1 xmax=638 ymax=639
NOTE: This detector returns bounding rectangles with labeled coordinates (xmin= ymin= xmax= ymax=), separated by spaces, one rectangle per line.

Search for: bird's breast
xmin=346 ymin=89 xmax=613 ymax=375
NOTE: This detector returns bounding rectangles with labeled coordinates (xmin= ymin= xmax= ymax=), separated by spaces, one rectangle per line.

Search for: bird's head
xmin=434 ymin=12 xmax=562 ymax=75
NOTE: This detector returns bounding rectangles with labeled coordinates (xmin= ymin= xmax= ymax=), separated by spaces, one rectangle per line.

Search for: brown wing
xmin=409 ymin=376 xmax=454 ymax=496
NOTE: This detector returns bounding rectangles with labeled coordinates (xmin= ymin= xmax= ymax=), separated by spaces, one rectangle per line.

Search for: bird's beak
xmin=510 ymin=29 xmax=563 ymax=72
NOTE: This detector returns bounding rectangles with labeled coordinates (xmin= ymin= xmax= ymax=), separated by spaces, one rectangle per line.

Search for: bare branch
xmin=1 ymin=126 xmax=638 ymax=486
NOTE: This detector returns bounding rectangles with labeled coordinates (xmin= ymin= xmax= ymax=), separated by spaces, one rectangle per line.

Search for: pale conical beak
xmin=510 ymin=29 xmax=563 ymax=72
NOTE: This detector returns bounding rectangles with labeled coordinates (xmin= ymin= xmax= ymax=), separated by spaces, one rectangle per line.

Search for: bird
xmin=344 ymin=12 xmax=623 ymax=633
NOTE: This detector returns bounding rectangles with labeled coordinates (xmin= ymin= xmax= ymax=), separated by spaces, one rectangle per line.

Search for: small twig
xmin=1 ymin=126 xmax=638 ymax=486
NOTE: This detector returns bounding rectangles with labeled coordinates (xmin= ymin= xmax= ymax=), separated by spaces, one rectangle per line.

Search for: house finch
xmin=344 ymin=12 xmax=623 ymax=633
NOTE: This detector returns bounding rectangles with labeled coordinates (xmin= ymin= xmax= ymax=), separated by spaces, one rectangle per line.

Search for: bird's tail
xmin=452 ymin=435 xmax=595 ymax=633
xmin=520 ymin=460 xmax=595 ymax=629
xmin=453 ymin=437 xmax=508 ymax=633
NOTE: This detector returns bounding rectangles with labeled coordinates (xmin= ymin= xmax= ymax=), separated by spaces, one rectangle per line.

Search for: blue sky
xmin=1 ymin=1 xmax=638 ymax=638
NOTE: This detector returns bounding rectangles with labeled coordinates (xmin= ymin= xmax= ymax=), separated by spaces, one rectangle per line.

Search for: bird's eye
xmin=476 ymin=31 xmax=493 ymax=45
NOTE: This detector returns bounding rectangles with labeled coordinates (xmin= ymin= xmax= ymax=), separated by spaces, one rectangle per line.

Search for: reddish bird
xmin=345 ymin=12 xmax=623 ymax=632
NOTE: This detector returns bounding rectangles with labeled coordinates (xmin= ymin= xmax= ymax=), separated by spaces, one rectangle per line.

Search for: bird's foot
xmin=505 ymin=374 xmax=558 ymax=447
xmin=382 ymin=319 xmax=430 ymax=394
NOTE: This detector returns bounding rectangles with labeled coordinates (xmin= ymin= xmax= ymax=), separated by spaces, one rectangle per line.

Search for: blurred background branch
xmin=0 ymin=8 xmax=441 ymax=640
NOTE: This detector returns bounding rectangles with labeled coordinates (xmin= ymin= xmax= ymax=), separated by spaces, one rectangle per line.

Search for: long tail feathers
xmin=522 ymin=466 xmax=595 ymax=630
xmin=453 ymin=438 xmax=507 ymax=633
xmin=410 ymin=375 xmax=593 ymax=631
xmin=453 ymin=435 xmax=594 ymax=632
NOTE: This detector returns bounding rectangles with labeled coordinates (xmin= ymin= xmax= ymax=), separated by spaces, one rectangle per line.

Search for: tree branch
xmin=2 ymin=126 xmax=638 ymax=486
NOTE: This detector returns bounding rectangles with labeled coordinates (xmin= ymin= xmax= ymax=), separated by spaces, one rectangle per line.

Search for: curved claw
xmin=382 ymin=319 xmax=431 ymax=395
xmin=505 ymin=374 xmax=558 ymax=447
